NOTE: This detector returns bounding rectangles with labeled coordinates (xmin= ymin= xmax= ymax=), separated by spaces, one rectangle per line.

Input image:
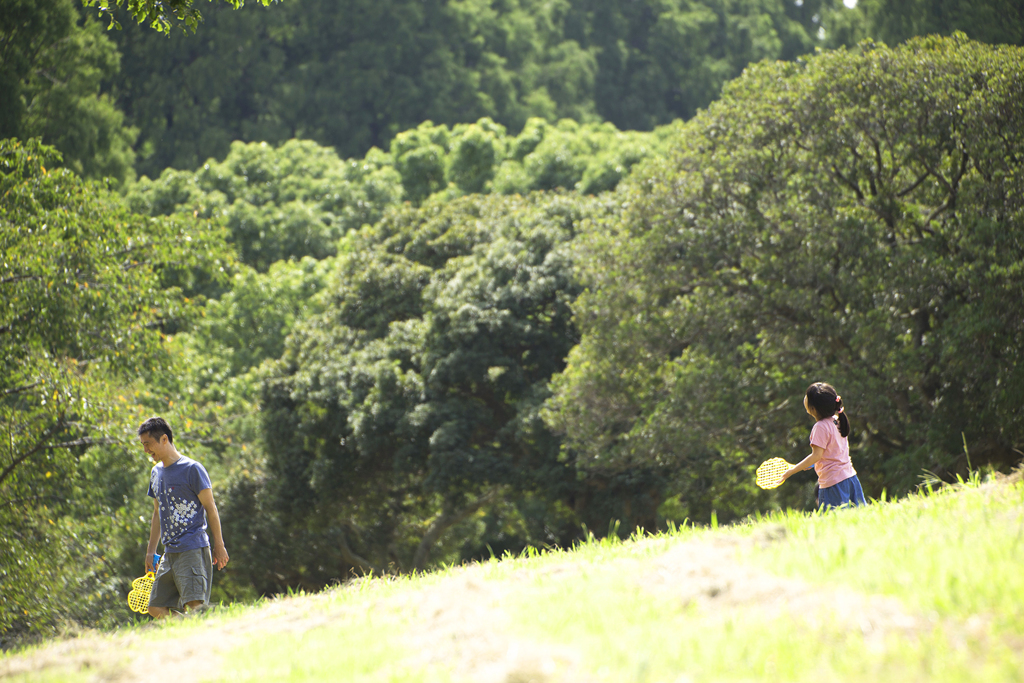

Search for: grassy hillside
xmin=3 ymin=471 xmax=1022 ymax=683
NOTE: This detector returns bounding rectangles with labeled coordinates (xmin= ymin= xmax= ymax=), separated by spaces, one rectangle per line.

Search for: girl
xmin=780 ymin=382 xmax=866 ymax=509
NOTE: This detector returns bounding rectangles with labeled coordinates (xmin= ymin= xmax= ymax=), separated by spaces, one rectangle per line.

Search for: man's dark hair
xmin=138 ymin=416 xmax=174 ymax=444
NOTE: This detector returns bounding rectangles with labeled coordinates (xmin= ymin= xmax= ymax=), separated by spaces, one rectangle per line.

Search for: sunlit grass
xmin=212 ymin=571 xmax=461 ymax=682
xmin=505 ymin=566 xmax=1022 ymax=683
xmin=215 ymin=611 xmax=448 ymax=683
xmin=751 ymin=477 xmax=1024 ymax=633
xmin=497 ymin=476 xmax=1024 ymax=682
xmin=0 ymin=669 xmax=91 ymax=683
xmin=3 ymin=477 xmax=1023 ymax=682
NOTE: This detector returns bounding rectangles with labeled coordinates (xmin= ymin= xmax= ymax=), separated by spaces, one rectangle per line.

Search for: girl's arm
xmin=781 ymin=445 xmax=825 ymax=483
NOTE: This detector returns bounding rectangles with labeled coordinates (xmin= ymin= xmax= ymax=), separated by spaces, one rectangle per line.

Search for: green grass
xmin=496 ymin=477 xmax=1024 ymax=682
xmin=213 ymin=573 xmax=457 ymax=683
xmin=216 ymin=610 xmax=443 ymax=683
xmin=0 ymin=574 xmax=457 ymax=683
xmin=3 ymin=477 xmax=1022 ymax=682
xmin=751 ymin=478 xmax=1024 ymax=633
xmin=506 ymin=572 xmax=1021 ymax=683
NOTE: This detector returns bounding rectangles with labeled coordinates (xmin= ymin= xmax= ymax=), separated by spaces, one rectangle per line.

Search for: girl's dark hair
xmin=805 ymin=382 xmax=850 ymax=438
xmin=137 ymin=416 xmax=174 ymax=444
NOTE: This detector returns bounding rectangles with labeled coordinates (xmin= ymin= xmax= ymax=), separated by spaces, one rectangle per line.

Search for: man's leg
xmin=148 ymin=554 xmax=179 ymax=619
xmin=173 ymin=546 xmax=213 ymax=613
xmin=181 ymin=547 xmax=213 ymax=614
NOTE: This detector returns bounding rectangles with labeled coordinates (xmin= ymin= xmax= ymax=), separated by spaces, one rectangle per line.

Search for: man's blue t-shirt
xmin=147 ymin=455 xmax=212 ymax=552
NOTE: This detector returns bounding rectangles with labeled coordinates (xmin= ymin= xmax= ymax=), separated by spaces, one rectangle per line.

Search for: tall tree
xmin=851 ymin=0 xmax=1024 ymax=47
xmin=222 ymin=191 xmax=666 ymax=592
xmin=565 ymin=0 xmax=829 ymax=129
xmin=0 ymin=138 xmax=232 ymax=641
xmin=0 ymin=0 xmax=137 ymax=184
xmin=110 ymin=0 xmax=830 ymax=179
xmin=548 ymin=35 xmax=1024 ymax=520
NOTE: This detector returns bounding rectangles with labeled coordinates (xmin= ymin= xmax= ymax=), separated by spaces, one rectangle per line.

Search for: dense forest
xmin=6 ymin=0 xmax=1023 ymax=182
xmin=2 ymin=0 xmax=1023 ymax=649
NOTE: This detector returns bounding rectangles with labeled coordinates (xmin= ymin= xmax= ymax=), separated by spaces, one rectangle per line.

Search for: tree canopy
xmin=0 ymin=0 xmax=137 ymax=184
xmin=547 ymin=34 xmax=1024 ymax=521
xmin=109 ymin=0 xmax=837 ymax=178
xmin=0 ymin=138 xmax=233 ymax=641
xmin=225 ymin=190 xmax=672 ymax=590
xmin=7 ymin=0 xmax=1023 ymax=183
xmin=125 ymin=119 xmax=673 ymax=270
xmin=838 ymin=0 xmax=1024 ymax=47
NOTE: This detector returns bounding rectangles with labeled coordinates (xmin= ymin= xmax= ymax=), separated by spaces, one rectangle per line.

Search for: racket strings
xmin=755 ymin=458 xmax=791 ymax=490
xmin=127 ymin=572 xmax=155 ymax=613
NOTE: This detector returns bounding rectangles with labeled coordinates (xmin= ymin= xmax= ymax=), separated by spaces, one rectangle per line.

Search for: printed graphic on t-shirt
xmin=168 ymin=496 xmax=200 ymax=534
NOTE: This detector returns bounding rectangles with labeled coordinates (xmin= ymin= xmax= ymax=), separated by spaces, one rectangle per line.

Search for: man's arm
xmin=146 ymin=499 xmax=161 ymax=572
xmin=198 ymin=487 xmax=229 ymax=570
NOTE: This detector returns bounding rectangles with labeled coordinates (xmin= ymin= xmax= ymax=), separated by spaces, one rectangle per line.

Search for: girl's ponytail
xmin=806 ymin=382 xmax=851 ymax=438
xmin=835 ymin=398 xmax=850 ymax=438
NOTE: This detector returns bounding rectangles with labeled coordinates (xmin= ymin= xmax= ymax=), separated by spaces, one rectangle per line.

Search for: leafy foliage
xmin=6 ymin=0 xmax=1024 ymax=186
xmin=0 ymin=0 xmax=137 ymax=184
xmin=391 ymin=117 xmax=676 ymax=201
xmin=547 ymin=35 xmax=1024 ymax=522
xmin=127 ymin=139 xmax=401 ymax=272
xmin=82 ymin=0 xmax=272 ymax=33
xmin=828 ymin=0 xmax=1024 ymax=48
xmin=221 ymin=191 xmax=666 ymax=591
xmin=126 ymin=121 xmax=671 ymax=270
xmin=0 ymin=138 xmax=233 ymax=644
xmin=109 ymin=0 xmax=838 ymax=178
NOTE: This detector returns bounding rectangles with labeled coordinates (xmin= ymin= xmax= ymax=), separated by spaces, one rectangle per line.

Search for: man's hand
xmin=213 ymin=542 xmax=230 ymax=570
xmin=197 ymin=487 xmax=228 ymax=569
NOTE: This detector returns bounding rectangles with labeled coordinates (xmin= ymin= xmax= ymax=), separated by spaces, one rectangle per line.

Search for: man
xmin=138 ymin=416 xmax=229 ymax=618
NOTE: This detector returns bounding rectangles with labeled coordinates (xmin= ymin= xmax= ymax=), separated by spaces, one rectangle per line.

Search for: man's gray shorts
xmin=148 ymin=546 xmax=212 ymax=610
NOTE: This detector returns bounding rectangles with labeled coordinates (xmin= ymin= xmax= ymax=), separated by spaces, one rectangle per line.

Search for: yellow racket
xmin=127 ymin=573 xmax=155 ymax=613
xmin=127 ymin=554 xmax=160 ymax=614
xmin=755 ymin=458 xmax=793 ymax=490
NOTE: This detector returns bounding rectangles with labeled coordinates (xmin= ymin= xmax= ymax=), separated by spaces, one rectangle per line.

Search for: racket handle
xmin=153 ymin=553 xmax=161 ymax=568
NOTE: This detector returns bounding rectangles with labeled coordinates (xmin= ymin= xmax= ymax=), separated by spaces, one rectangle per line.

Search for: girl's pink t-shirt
xmin=810 ymin=418 xmax=856 ymax=489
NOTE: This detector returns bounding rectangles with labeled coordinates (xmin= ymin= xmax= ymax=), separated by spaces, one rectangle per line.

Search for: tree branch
xmin=45 ymin=437 xmax=119 ymax=450
xmin=412 ymin=487 xmax=502 ymax=571
xmin=337 ymin=525 xmax=379 ymax=576
xmin=830 ymin=165 xmax=864 ymax=201
xmin=0 ymin=274 xmax=42 ymax=286
xmin=0 ymin=419 xmax=65 ymax=488
xmin=896 ymin=170 xmax=930 ymax=198
xmin=3 ymin=381 xmax=40 ymax=396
